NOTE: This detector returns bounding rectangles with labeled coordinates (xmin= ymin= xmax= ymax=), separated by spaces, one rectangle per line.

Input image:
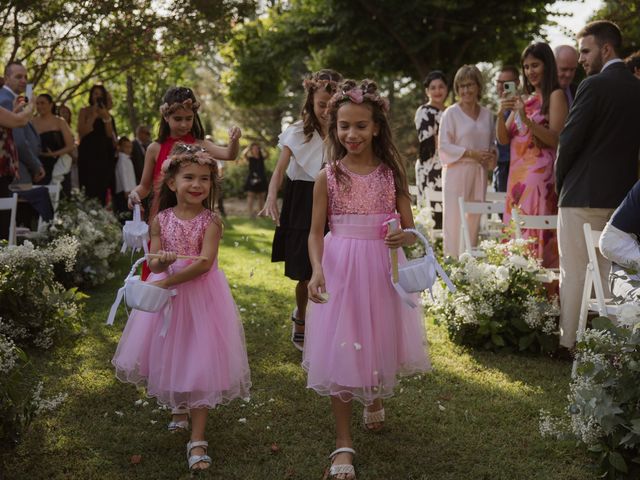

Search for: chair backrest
xmin=512 ymin=211 xmax=558 ymax=239
xmin=0 ymin=193 xmax=18 ymax=246
xmin=424 ymin=187 xmax=444 ymax=204
xmin=458 ymin=197 xmax=506 ymax=253
xmin=583 ymin=223 xmax=607 ymax=315
xmin=485 ymin=191 xmax=507 ymax=202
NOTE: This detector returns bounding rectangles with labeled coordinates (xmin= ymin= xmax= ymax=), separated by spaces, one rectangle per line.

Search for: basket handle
xmin=402 ymin=228 xmax=434 ymax=256
xmin=133 ymin=203 xmax=142 ymax=223
xmin=126 ymin=256 xmax=147 ymax=281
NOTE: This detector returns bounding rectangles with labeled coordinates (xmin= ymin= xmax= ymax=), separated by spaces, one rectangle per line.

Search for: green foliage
xmin=430 ymin=238 xmax=559 ymax=354
xmin=567 ymin=315 xmax=640 ymax=478
xmin=38 ymin=190 xmax=122 ymax=288
xmin=592 ymin=1 xmax=640 ymax=55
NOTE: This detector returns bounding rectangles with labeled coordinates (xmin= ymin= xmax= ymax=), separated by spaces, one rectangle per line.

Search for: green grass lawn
xmin=3 ymin=217 xmax=597 ymax=479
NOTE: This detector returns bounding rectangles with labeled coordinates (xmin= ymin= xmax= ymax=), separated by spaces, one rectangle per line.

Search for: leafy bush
xmin=40 ymin=189 xmax=122 ymax=288
xmin=428 ymin=238 xmax=559 ymax=353
xmin=541 ymin=313 xmax=640 ymax=479
xmin=0 ymin=238 xmax=85 ymax=350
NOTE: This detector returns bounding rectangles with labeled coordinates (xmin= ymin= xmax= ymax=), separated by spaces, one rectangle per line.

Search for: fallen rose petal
xmin=270 ymin=443 xmax=280 ymax=454
xmin=130 ymin=455 xmax=142 ymax=464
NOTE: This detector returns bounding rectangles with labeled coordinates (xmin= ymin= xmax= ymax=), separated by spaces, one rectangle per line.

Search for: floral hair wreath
xmin=159 ymin=98 xmax=201 ymax=116
xmin=303 ymin=72 xmax=340 ymax=93
xmin=160 ymin=144 xmax=216 ymax=173
xmin=329 ymin=81 xmax=390 ymax=112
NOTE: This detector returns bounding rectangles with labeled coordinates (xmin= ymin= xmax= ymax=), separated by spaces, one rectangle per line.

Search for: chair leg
xmin=572 ymin=266 xmax=593 ymax=378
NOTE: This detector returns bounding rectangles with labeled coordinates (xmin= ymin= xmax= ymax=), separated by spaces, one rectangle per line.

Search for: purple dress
xmin=112 ymin=208 xmax=251 ymax=408
xmin=302 ymin=164 xmax=431 ymax=406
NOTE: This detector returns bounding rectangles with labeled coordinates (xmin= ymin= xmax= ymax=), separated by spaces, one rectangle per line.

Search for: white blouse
xmin=278 ymin=120 xmax=324 ymax=182
xmin=438 ymin=103 xmax=495 ymax=166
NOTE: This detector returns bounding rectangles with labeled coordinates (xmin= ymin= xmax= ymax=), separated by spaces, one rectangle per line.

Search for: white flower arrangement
xmin=429 ymin=238 xmax=559 ymax=353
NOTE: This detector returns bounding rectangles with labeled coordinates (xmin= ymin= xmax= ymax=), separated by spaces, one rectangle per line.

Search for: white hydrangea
xmin=30 ymin=381 xmax=68 ymax=416
xmin=615 ymin=303 xmax=640 ymax=328
xmin=0 ymin=333 xmax=18 ymax=374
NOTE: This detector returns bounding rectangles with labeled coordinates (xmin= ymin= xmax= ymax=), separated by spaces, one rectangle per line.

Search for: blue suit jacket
xmin=0 ymin=87 xmax=42 ymax=183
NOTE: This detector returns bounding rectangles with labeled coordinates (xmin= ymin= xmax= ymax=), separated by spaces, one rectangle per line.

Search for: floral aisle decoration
xmin=40 ymin=189 xmax=122 ymax=288
xmin=0 ymin=238 xmax=85 ymax=349
xmin=428 ymin=238 xmax=559 ymax=353
xmin=540 ymin=309 xmax=640 ymax=478
xmin=406 ymin=205 xmax=437 ymax=260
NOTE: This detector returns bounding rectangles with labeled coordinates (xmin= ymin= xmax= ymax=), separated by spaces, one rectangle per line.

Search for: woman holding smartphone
xmin=496 ymin=42 xmax=568 ymax=268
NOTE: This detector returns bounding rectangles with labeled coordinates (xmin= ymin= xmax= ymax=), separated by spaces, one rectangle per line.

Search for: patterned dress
xmin=504 ymin=95 xmax=559 ymax=268
xmin=302 ymin=164 xmax=431 ymax=406
xmin=414 ymin=104 xmax=444 ymax=227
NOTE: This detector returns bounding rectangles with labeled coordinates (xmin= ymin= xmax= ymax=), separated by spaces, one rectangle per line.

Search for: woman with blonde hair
xmin=438 ymin=64 xmax=497 ymax=258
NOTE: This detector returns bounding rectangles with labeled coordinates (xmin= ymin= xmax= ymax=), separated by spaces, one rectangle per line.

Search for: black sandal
xmin=291 ymin=308 xmax=305 ymax=351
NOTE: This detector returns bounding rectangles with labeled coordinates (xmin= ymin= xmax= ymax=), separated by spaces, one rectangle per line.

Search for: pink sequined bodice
xmin=327 ymin=164 xmax=396 ymax=215
xmin=158 ymin=208 xmax=214 ymax=256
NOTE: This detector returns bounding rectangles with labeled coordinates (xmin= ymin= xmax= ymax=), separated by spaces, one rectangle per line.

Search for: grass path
xmin=3 ymin=217 xmax=597 ymax=479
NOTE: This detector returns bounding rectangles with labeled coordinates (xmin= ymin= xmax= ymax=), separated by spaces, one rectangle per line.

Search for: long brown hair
xmin=521 ymin=42 xmax=559 ymax=115
xmin=325 ymin=79 xmax=409 ymax=198
xmin=301 ymin=69 xmax=342 ymax=142
xmin=153 ymin=143 xmax=219 ymax=216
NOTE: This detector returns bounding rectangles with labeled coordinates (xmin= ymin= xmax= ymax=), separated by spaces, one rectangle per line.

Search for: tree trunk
xmin=126 ymin=74 xmax=138 ymax=134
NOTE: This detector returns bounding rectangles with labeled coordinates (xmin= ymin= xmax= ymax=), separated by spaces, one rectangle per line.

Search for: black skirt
xmin=271 ymin=178 xmax=315 ymax=281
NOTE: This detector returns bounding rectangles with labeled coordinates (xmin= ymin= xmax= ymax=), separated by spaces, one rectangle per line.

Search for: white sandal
xmin=187 ymin=440 xmax=212 ymax=471
xmin=328 ymin=447 xmax=356 ymax=479
xmin=168 ymin=407 xmax=189 ymax=432
xmin=363 ymin=407 xmax=385 ymax=431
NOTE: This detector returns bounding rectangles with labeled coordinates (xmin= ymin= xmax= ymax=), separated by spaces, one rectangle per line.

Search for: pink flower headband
xmin=160 ymin=144 xmax=215 ymax=173
xmin=331 ymin=87 xmax=390 ymax=112
xmin=303 ymin=77 xmax=339 ymax=93
xmin=159 ymin=98 xmax=201 ymax=116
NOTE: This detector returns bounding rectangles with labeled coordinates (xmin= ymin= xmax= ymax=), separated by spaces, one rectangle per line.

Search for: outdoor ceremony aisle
xmin=4 ymin=217 xmax=597 ymax=479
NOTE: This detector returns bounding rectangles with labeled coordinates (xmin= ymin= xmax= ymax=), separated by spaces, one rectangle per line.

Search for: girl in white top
xmin=260 ymin=69 xmax=342 ymax=351
xmin=438 ymin=65 xmax=497 ymax=258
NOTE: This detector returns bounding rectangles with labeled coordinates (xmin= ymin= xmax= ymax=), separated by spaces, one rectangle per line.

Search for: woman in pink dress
xmin=497 ymin=42 xmax=568 ymax=268
xmin=306 ymin=79 xmax=430 ymax=479
xmin=112 ymin=144 xmax=251 ymax=472
xmin=438 ymin=65 xmax=497 ymax=258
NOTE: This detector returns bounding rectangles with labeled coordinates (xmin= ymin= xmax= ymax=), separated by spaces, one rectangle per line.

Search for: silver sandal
xmin=329 ymin=447 xmax=356 ymax=479
xmin=291 ymin=308 xmax=305 ymax=352
xmin=187 ymin=440 xmax=212 ymax=471
xmin=168 ymin=407 xmax=189 ymax=432
xmin=363 ymin=407 xmax=385 ymax=432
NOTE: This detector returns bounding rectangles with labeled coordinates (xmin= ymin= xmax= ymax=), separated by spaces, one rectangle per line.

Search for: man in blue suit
xmin=0 ymin=62 xmax=44 ymax=184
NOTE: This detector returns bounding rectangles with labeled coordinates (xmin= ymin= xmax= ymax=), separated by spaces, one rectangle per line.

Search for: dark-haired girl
xmin=128 ymin=86 xmax=240 ymax=219
xmin=31 ymin=93 xmax=75 ymax=189
xmin=77 ymin=84 xmax=117 ymax=205
xmin=260 ymin=69 xmax=342 ymax=352
xmin=497 ymin=42 xmax=568 ymax=267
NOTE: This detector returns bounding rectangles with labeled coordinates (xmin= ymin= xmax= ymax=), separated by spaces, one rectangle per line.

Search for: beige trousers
xmin=442 ymin=161 xmax=487 ymax=258
xmin=558 ymin=207 xmax=614 ymax=347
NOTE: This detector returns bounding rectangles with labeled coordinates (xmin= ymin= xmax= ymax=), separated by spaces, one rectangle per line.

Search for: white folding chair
xmin=485 ymin=190 xmax=507 ymax=202
xmin=512 ymin=210 xmax=560 ymax=282
xmin=572 ymin=223 xmax=625 ymax=376
xmin=458 ymin=197 xmax=506 ymax=256
xmin=36 ymin=183 xmax=61 ymax=232
xmin=0 ymin=193 xmax=18 ymax=246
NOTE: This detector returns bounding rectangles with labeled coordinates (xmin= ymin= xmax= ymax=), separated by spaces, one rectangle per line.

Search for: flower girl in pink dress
xmin=112 ymin=143 xmax=251 ymax=472
xmin=305 ymin=79 xmax=431 ymax=479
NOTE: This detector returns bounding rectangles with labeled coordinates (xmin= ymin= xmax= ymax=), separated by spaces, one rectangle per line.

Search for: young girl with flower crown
xmin=305 ymin=79 xmax=431 ymax=479
xmin=112 ymin=143 xmax=251 ymax=472
xmin=128 ymin=86 xmax=241 ymax=216
xmin=260 ymin=69 xmax=342 ymax=351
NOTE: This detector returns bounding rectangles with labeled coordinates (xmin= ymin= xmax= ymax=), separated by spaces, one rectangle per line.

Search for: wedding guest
xmin=625 ymin=51 xmax=640 ymax=80
xmin=0 ymin=62 xmax=44 ymax=184
xmin=497 ymin=42 xmax=567 ymax=268
xmin=493 ymin=65 xmax=520 ymax=193
xmin=131 ymin=124 xmax=151 ymax=183
xmin=243 ymin=142 xmax=268 ymax=218
xmin=0 ymin=96 xmax=32 ymax=240
xmin=555 ymin=20 xmax=640 ymax=351
xmin=439 ymin=65 xmax=497 ymax=258
xmin=31 ymin=94 xmax=75 ymax=191
xmin=600 ymin=180 xmax=640 ymax=302
xmin=77 ymin=84 xmax=117 ymax=205
xmin=114 ymin=136 xmax=136 ymax=220
xmin=414 ymin=70 xmax=448 ymax=227
xmin=554 ymin=45 xmax=579 ymax=108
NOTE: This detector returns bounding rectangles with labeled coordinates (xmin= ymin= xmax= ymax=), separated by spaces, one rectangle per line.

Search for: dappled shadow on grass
xmin=3 ymin=218 xmax=598 ymax=479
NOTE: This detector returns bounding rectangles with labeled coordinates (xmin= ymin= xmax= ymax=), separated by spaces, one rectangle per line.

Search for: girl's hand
xmin=259 ymin=195 xmax=280 ymax=225
xmin=156 ymin=250 xmax=177 ymax=266
xmin=151 ymin=279 xmax=169 ymax=289
xmin=228 ymin=126 xmax=242 ymax=142
xmin=128 ymin=189 xmax=141 ymax=209
xmin=385 ymin=230 xmax=414 ymax=249
xmin=308 ymin=270 xmax=327 ymax=303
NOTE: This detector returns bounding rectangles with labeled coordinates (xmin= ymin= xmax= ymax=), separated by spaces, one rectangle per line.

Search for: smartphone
xmin=503 ymin=81 xmax=516 ymax=97
xmin=25 ymin=83 xmax=33 ymax=102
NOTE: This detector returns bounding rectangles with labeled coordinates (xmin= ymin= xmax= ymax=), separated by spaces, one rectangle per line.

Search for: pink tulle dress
xmin=112 ymin=208 xmax=251 ymax=408
xmin=302 ymin=164 xmax=431 ymax=405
